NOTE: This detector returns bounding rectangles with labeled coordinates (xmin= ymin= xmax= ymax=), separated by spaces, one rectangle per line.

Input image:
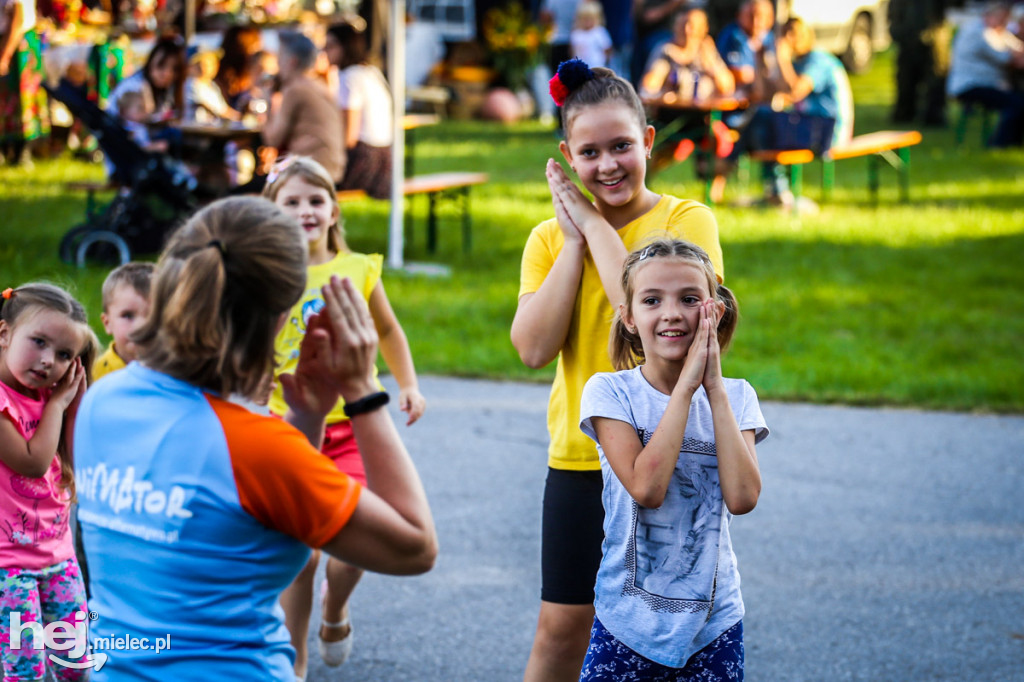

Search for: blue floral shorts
xmin=579 ymin=617 xmax=744 ymax=681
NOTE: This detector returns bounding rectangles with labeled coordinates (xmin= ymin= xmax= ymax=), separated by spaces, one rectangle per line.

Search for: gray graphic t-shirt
xmin=581 ymin=367 xmax=768 ymax=668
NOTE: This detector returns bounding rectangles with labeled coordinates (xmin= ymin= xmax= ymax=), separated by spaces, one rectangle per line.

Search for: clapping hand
xmin=279 ymin=312 xmax=340 ymax=419
xmin=314 ymin=275 xmax=380 ymax=402
xmin=699 ymin=299 xmax=724 ymax=393
xmin=546 ymin=158 xmax=604 ymax=241
xmin=676 ymin=300 xmax=724 ymax=395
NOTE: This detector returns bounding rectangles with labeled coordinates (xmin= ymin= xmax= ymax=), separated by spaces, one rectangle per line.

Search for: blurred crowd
xmin=0 ymin=0 xmax=398 ymax=206
xmin=2 ymin=0 xmax=1022 ymax=181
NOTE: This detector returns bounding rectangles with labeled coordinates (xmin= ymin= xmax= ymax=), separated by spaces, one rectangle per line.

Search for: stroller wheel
xmin=75 ymin=231 xmax=131 ymax=268
xmin=59 ymin=224 xmax=92 ymax=265
xmin=60 ymin=225 xmax=131 ymax=267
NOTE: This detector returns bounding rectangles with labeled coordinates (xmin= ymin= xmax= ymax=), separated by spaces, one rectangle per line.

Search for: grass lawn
xmin=2 ymin=50 xmax=1022 ymax=412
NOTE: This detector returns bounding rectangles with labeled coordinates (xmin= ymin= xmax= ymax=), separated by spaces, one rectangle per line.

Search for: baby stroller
xmin=45 ymin=79 xmax=200 ymax=266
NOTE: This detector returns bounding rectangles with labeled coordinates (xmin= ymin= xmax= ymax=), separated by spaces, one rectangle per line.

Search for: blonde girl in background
xmin=0 ymin=283 xmax=97 ymax=681
xmin=570 ymin=2 xmax=613 ymax=70
xmin=263 ymin=156 xmax=426 ymax=680
xmin=511 ymin=58 xmax=724 ymax=681
xmin=579 ymin=239 xmax=765 ymax=680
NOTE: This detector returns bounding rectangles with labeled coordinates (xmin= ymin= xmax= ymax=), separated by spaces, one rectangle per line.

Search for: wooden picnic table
xmin=642 ymin=96 xmax=748 ymax=205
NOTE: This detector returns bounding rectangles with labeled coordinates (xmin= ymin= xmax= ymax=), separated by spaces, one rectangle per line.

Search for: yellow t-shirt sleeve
xmin=363 ymin=253 xmax=383 ymax=299
xmin=518 ymin=221 xmax=561 ymax=299
xmin=669 ymin=201 xmax=724 ymax=283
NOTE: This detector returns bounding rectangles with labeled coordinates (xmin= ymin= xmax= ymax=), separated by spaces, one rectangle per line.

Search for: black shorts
xmin=541 ymin=467 xmax=605 ymax=605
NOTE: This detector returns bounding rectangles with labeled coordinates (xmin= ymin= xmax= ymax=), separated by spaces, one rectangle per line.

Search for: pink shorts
xmin=323 ymin=420 xmax=366 ymax=486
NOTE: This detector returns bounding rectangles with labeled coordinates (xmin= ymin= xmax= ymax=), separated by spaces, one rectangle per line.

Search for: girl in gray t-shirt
xmin=579 ymin=238 xmax=768 ymax=678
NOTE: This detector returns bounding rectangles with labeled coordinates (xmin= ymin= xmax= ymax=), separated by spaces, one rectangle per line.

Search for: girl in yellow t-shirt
xmin=263 ymin=156 xmax=425 ymax=680
xmin=511 ymin=58 xmax=725 ymax=681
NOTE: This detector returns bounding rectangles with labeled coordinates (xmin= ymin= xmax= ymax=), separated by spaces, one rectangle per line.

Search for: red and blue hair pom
xmin=549 ymin=58 xmax=596 ymax=106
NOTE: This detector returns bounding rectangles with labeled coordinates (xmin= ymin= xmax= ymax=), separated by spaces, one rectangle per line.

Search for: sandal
xmin=318 ymin=578 xmax=353 ymax=667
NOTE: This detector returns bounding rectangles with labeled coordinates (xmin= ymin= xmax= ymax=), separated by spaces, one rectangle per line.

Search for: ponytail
xmin=610 ymin=312 xmax=645 ymax=371
xmin=160 ymin=242 xmax=227 ymax=362
xmin=134 ymin=197 xmax=307 ymax=400
xmin=715 ymin=284 xmax=738 ymax=352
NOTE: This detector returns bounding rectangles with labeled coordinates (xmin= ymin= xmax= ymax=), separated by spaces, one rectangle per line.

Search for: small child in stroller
xmin=46 ymin=79 xmax=200 ymax=264
xmin=105 ymin=90 xmax=170 ymax=179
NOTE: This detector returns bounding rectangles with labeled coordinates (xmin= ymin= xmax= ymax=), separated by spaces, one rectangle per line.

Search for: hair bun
xmin=549 ymin=58 xmax=595 ymax=106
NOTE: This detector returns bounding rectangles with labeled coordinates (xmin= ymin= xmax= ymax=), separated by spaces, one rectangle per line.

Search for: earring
xmin=645 ymin=149 xmax=651 ymax=159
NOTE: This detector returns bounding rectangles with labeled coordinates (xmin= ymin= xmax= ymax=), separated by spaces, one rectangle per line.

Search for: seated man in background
xmin=731 ymin=17 xmax=854 ymax=209
xmin=717 ymin=0 xmax=779 ymax=106
xmin=235 ymin=31 xmax=344 ymax=194
xmin=947 ymin=1 xmax=1024 ymax=148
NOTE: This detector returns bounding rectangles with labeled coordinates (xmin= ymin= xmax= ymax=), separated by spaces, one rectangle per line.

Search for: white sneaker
xmin=318 ymin=615 xmax=353 ymax=667
xmin=318 ymin=579 xmax=353 ymax=667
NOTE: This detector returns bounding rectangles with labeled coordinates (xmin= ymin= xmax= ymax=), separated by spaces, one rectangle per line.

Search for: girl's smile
xmin=625 ymin=259 xmax=711 ymax=370
xmin=560 ymin=101 xmax=658 ymax=225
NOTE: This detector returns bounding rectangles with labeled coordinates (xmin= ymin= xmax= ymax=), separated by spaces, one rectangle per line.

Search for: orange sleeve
xmin=206 ymin=396 xmax=362 ymax=548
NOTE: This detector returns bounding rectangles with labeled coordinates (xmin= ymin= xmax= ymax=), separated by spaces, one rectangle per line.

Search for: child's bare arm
xmin=700 ymin=300 xmax=761 ymax=514
xmin=709 ymin=401 xmax=760 ymax=515
xmin=0 ymin=359 xmax=85 ymax=477
xmin=511 ymin=161 xmax=589 ymax=368
xmin=367 ymin=282 xmax=425 ymax=425
xmin=545 ymin=159 xmax=629 ymax=310
xmin=595 ymin=384 xmax=692 ymax=509
xmin=596 ymin=308 xmax=713 ymax=508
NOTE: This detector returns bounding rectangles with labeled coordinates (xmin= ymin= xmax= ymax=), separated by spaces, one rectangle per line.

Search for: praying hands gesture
xmin=675 ymin=299 xmax=724 ymax=397
xmin=671 ymin=297 xmax=760 ymax=515
xmin=544 ymin=158 xmax=634 ymax=310
xmin=546 ymin=158 xmax=603 ymax=241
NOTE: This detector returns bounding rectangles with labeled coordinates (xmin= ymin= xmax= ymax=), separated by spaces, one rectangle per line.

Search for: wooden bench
xmin=338 ymin=171 xmax=489 ymax=254
xmin=750 ymin=130 xmax=923 ymax=207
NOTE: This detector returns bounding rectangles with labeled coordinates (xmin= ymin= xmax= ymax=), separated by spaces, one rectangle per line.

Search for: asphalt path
xmin=302 ymin=375 xmax=1024 ymax=682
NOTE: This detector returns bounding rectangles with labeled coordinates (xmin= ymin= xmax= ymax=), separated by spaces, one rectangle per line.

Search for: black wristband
xmin=342 ymin=391 xmax=390 ymax=418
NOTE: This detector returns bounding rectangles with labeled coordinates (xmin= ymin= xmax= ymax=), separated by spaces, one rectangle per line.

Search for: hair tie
xmin=1 ymin=288 xmax=13 ymax=300
xmin=266 ymin=155 xmax=294 ymax=187
xmin=549 ymin=58 xmax=595 ymax=106
xmin=207 ymin=240 xmax=227 ymax=260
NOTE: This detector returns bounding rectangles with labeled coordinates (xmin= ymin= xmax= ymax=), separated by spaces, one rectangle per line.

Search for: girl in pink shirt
xmin=0 ymin=283 xmax=97 ymax=681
